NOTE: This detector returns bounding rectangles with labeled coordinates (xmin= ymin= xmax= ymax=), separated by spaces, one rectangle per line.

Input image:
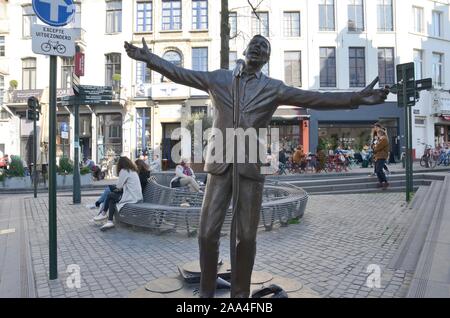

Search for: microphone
xmin=232 ymin=59 xmax=246 ymax=78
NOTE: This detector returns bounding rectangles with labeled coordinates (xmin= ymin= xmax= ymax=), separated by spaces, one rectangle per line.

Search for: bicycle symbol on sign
xmin=41 ymin=40 xmax=66 ymax=54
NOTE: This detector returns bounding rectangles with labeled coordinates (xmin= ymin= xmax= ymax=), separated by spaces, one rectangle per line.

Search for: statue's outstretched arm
xmin=277 ymin=77 xmax=389 ymax=110
xmin=124 ymin=38 xmax=211 ymax=92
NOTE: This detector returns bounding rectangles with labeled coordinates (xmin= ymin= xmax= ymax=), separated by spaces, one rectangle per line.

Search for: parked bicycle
xmin=437 ymin=148 xmax=450 ymax=166
xmin=419 ymin=144 xmax=439 ymax=168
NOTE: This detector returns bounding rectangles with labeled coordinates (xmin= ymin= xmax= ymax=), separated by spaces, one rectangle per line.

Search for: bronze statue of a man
xmin=125 ymin=35 xmax=389 ymax=298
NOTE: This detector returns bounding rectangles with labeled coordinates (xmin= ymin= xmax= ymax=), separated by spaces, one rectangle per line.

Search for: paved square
xmin=22 ymin=192 xmax=413 ymax=298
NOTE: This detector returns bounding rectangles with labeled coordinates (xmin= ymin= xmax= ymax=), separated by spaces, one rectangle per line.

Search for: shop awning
xmin=442 ymin=115 xmax=450 ymax=121
xmin=272 ymin=106 xmax=309 ymax=120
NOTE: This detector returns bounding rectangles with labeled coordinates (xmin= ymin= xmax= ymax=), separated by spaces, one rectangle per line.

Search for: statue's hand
xmin=124 ymin=37 xmax=151 ymax=63
xmin=353 ymin=77 xmax=390 ymax=106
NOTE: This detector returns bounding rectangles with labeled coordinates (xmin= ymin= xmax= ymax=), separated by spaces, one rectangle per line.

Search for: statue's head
xmin=243 ymin=35 xmax=271 ymax=69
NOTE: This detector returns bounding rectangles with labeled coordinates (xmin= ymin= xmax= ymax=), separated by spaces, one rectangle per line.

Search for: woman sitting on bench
xmin=94 ymin=156 xmax=143 ymax=231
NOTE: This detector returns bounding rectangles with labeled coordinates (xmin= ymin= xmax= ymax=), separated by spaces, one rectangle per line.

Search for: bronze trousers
xmin=198 ymin=167 xmax=264 ymax=298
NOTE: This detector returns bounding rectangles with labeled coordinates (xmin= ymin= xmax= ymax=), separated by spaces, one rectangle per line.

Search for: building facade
xmin=0 ymin=0 xmax=449 ymax=169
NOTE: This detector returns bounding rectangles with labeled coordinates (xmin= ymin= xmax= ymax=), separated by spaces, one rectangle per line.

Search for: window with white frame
xmin=136 ymin=1 xmax=152 ymax=32
xmin=22 ymin=58 xmax=36 ymax=90
xmin=163 ymin=50 xmax=182 ymax=67
xmin=61 ymin=57 xmax=74 ymax=89
xmin=412 ymin=6 xmax=423 ymax=33
xmin=320 ymin=47 xmax=336 ymax=87
xmin=0 ymin=36 xmax=4 ymax=57
xmin=284 ymin=51 xmax=302 ymax=87
xmin=251 ymin=12 xmax=269 ymax=37
xmin=319 ymin=0 xmax=335 ymax=31
xmin=377 ymin=0 xmax=393 ymax=32
xmin=0 ymin=75 xmax=4 ymax=106
xmin=348 ymin=0 xmax=364 ymax=32
xmin=229 ymin=12 xmax=237 ymax=38
xmin=432 ymin=11 xmax=442 ymax=37
xmin=413 ymin=49 xmax=423 ymax=80
xmin=162 ymin=0 xmax=182 ymax=30
xmin=284 ymin=12 xmax=300 ymax=37
xmin=349 ymin=47 xmax=366 ymax=87
xmin=106 ymin=1 xmax=122 ymax=33
xmin=192 ymin=47 xmax=208 ymax=72
xmin=432 ymin=52 xmax=443 ymax=87
xmin=136 ymin=61 xmax=151 ymax=84
xmin=22 ymin=5 xmax=36 ymax=38
xmin=192 ymin=0 xmax=208 ymax=30
xmin=105 ymin=53 xmax=121 ymax=90
xmin=378 ymin=48 xmax=395 ymax=86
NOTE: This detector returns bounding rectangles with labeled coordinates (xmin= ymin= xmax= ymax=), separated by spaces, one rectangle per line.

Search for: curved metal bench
xmin=116 ymin=175 xmax=308 ymax=236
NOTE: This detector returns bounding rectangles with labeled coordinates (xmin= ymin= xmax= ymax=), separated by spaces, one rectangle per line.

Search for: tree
xmin=220 ymin=0 xmax=265 ymax=70
xmin=220 ymin=0 xmax=230 ymax=70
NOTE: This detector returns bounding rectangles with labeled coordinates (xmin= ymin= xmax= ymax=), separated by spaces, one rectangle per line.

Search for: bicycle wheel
xmin=419 ymin=157 xmax=427 ymax=168
xmin=56 ymin=44 xmax=66 ymax=54
xmin=41 ymin=42 xmax=51 ymax=52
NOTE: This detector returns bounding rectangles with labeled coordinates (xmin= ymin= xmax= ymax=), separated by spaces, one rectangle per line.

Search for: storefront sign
xmin=75 ymin=52 xmax=85 ymax=77
xmin=11 ymin=90 xmax=43 ymax=103
xmin=60 ymin=122 xmax=69 ymax=139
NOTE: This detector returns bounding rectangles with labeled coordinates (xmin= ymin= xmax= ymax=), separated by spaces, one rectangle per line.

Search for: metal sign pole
xmin=33 ymin=102 xmax=38 ymax=198
xmin=49 ymin=55 xmax=58 ymax=280
xmin=73 ymin=99 xmax=81 ymax=204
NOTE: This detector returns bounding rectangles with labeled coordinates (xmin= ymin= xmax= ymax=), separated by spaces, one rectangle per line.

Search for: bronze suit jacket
xmin=146 ymin=53 xmax=360 ymax=181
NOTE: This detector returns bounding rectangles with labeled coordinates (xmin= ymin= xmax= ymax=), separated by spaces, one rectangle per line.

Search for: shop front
xmin=435 ymin=117 xmax=450 ymax=147
xmin=309 ymin=102 xmax=404 ymax=160
xmin=96 ymin=113 xmax=123 ymax=162
xmin=270 ymin=106 xmax=309 ymax=152
xmin=135 ymin=107 xmax=151 ymax=158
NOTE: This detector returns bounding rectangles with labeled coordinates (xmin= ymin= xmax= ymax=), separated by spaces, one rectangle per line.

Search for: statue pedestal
xmin=128 ymin=260 xmax=320 ymax=298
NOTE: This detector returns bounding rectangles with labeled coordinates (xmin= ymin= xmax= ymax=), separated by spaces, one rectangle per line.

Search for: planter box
xmin=0 ymin=177 xmax=32 ymax=189
xmin=57 ymin=174 xmax=93 ymax=187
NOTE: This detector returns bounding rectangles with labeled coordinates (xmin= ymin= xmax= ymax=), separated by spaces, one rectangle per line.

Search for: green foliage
xmin=185 ymin=112 xmax=213 ymax=155
xmin=80 ymin=166 xmax=91 ymax=175
xmin=0 ymin=171 xmax=5 ymax=182
xmin=9 ymin=80 xmax=18 ymax=89
xmin=112 ymin=73 xmax=121 ymax=82
xmin=7 ymin=155 xmax=25 ymax=177
xmin=58 ymin=157 xmax=73 ymax=175
xmin=287 ymin=217 xmax=300 ymax=225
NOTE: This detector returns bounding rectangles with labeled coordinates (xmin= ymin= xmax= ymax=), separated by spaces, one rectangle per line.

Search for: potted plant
xmin=0 ymin=155 xmax=32 ymax=189
xmin=9 ymin=80 xmax=18 ymax=90
xmin=57 ymin=157 xmax=73 ymax=186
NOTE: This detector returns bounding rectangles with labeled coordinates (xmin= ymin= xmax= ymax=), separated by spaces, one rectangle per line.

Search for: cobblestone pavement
xmin=22 ymin=192 xmax=414 ymax=298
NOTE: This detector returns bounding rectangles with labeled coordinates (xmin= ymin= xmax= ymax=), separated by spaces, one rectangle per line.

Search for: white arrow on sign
xmin=31 ymin=24 xmax=75 ymax=57
xmin=40 ymin=0 xmax=73 ymax=22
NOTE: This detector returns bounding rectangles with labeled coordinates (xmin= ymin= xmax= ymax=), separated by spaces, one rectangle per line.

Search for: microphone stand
xmin=230 ymin=66 xmax=242 ymax=298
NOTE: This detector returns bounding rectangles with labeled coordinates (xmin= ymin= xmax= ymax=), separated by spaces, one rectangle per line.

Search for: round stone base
xmin=129 ymin=273 xmax=320 ymax=298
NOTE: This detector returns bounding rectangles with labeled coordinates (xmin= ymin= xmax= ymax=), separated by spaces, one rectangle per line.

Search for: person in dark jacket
xmin=135 ymin=159 xmax=150 ymax=192
xmin=374 ymin=129 xmax=390 ymax=189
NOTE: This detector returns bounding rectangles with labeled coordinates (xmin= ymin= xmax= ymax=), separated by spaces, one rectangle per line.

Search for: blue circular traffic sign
xmin=32 ymin=0 xmax=75 ymax=27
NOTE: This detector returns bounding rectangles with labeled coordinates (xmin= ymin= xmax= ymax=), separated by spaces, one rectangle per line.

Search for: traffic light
xmin=27 ymin=97 xmax=40 ymax=121
xmin=396 ymin=63 xmax=416 ymax=108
